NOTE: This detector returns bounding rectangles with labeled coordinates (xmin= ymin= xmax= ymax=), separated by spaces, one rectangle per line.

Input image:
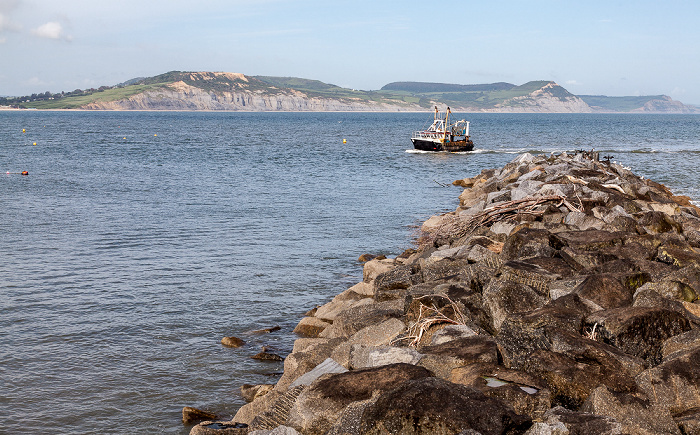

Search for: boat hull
xmin=411 ymin=138 xmax=474 ymax=152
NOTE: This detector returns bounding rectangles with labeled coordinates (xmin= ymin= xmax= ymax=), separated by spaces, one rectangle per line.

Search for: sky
xmin=1 ymin=0 xmax=699 ymax=104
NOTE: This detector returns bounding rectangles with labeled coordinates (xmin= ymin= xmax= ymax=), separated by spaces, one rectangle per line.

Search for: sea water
xmin=1 ymin=111 xmax=699 ymax=434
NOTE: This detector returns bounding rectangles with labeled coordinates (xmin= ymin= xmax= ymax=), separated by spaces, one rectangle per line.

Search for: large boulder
xmin=417 ymin=336 xmax=499 ymax=379
xmin=635 ymin=347 xmax=700 ymax=417
xmin=285 ymin=364 xmax=432 ymax=435
xmin=358 ymin=376 xmax=532 ymax=435
xmin=449 ymin=363 xmax=551 ymax=420
xmin=501 ymin=228 xmax=556 ymax=261
xmin=483 ymin=278 xmax=549 ymax=333
xmin=581 ymin=386 xmax=681 ymax=435
xmin=524 ymin=406 xmax=622 ymax=435
xmin=583 ymin=306 xmax=692 ymax=365
xmin=319 ymin=302 xmax=403 ymax=339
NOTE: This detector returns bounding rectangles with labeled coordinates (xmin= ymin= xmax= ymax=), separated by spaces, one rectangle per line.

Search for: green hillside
xmin=1 ymin=71 xmax=692 ymax=112
xmin=579 ymin=95 xmax=666 ymax=112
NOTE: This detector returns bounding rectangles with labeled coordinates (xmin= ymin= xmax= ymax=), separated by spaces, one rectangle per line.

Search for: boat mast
xmin=444 ymin=107 xmax=450 ymax=143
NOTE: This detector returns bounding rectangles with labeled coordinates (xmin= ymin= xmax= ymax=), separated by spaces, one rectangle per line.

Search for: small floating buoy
xmin=154 ymin=134 xmax=157 ymax=137
xmin=343 ymin=139 xmax=347 ymax=144
xmin=33 ymin=142 xmax=37 ymax=146
xmin=22 ymin=129 xmax=26 ymax=133
xmin=123 ymin=137 xmax=126 ymax=140
xmin=21 ymin=171 xmax=28 ymax=175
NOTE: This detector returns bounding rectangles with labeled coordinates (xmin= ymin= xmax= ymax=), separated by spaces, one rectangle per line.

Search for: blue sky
xmin=1 ymin=0 xmax=699 ymax=104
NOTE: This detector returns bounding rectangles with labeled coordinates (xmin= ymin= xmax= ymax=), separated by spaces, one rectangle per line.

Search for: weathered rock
xmin=661 ymin=328 xmax=700 ymax=359
xmin=289 ymin=358 xmax=348 ymax=388
xmin=430 ymin=324 xmax=478 ymax=345
xmin=346 ymin=317 xmax=406 ymax=347
xmin=519 ymin=344 xmax=639 ymax=409
xmin=319 ymin=301 xmax=403 ymax=339
xmin=581 ymin=386 xmax=681 ymax=435
xmin=420 ymin=258 xmax=472 ymax=283
xmin=362 ymin=258 xmax=396 ymax=284
xmin=483 ymin=278 xmax=549 ymax=333
xmin=635 ymin=348 xmax=700 ymax=416
xmin=418 ymin=336 xmax=499 ymax=379
xmin=251 ymin=326 xmax=282 ymax=334
xmin=183 ymin=406 xmax=218 ymax=425
xmin=314 ymin=288 xmax=369 ymax=322
xmin=450 ymin=363 xmax=550 ymax=420
xmin=674 ymin=408 xmax=700 ymax=435
xmin=524 ymin=406 xmax=622 ymax=435
xmin=347 ymin=281 xmax=374 ymax=297
xmin=189 ymin=421 xmax=249 ymax=435
xmin=358 ymin=377 xmax=532 ymax=435
xmin=292 ymin=316 xmax=330 ymax=337
xmin=275 ymin=338 xmax=346 ymax=391
xmin=233 ymin=390 xmax=284 ymax=426
xmin=251 ymin=351 xmax=284 ymax=361
xmin=637 ymin=210 xmax=683 ymax=234
xmin=373 ymin=264 xmax=419 ymax=301
xmin=501 ymin=228 xmax=556 ymax=261
xmin=241 ymin=384 xmax=275 ymax=402
xmin=497 ymin=295 xmax=592 ymax=368
xmin=286 ymin=364 xmax=433 ymax=435
xmin=573 ymin=273 xmax=637 ymax=309
xmin=552 ymin=229 xmax=629 ymax=252
xmin=350 ymin=345 xmax=423 ymax=369
xmin=221 ymin=336 xmax=246 ymax=347
xmin=248 ymin=426 xmax=300 ymax=435
xmin=583 ymin=306 xmax=692 ymax=365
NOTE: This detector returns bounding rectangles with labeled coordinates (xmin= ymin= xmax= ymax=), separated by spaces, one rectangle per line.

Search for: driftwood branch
xmin=457 ymin=195 xmax=576 ymax=237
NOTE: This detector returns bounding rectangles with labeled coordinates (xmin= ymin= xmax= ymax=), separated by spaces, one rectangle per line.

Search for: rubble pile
xmin=194 ymin=152 xmax=700 ymax=435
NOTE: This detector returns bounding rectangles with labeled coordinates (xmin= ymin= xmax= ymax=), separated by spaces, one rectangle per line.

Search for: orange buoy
xmin=21 ymin=171 xmax=29 ymax=175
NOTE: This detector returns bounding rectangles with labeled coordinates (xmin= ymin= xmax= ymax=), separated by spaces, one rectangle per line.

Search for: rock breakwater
xmin=193 ymin=152 xmax=700 ymax=434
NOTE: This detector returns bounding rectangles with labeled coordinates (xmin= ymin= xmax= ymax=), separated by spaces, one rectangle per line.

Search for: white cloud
xmin=0 ymin=0 xmax=22 ymax=34
xmin=565 ymin=80 xmax=581 ymax=86
xmin=32 ymin=21 xmax=71 ymax=41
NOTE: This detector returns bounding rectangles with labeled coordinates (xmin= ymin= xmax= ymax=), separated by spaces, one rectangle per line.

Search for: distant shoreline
xmin=3 ymin=107 xmax=700 ymax=115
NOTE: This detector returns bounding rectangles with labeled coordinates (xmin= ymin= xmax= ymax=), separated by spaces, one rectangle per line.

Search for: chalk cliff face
xmin=76 ymin=72 xmax=695 ymax=113
xmin=82 ymin=79 xmax=419 ymax=112
xmin=484 ymin=82 xmax=592 ymax=113
xmin=631 ymin=95 xmax=697 ymax=113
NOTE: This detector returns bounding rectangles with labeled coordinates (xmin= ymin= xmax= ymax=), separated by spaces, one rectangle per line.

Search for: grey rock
xmin=430 ymin=324 xmax=478 ymax=345
xmin=581 ymin=386 xmax=681 ymax=435
xmin=289 ymin=358 xmax=348 ymax=388
xmin=287 ymin=364 xmax=433 ymax=435
xmin=358 ymin=377 xmax=532 ymax=435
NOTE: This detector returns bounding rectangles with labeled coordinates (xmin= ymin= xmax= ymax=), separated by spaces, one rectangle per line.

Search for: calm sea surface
xmin=2 ymin=111 xmax=699 ymax=434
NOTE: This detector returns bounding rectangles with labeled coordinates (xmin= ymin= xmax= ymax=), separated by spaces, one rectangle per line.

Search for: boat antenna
xmin=444 ymin=107 xmax=450 ymax=143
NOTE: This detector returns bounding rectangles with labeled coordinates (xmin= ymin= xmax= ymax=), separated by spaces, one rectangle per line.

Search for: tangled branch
xmin=394 ymin=295 xmax=469 ymax=347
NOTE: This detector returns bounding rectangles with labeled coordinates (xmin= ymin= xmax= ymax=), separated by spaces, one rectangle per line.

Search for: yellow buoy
xmin=22 ymin=129 xmax=26 ymax=133
xmin=154 ymin=134 xmax=157 ymax=137
xmin=123 ymin=137 xmax=126 ymax=140
xmin=343 ymin=139 xmax=347 ymax=144
xmin=33 ymin=142 xmax=37 ymax=146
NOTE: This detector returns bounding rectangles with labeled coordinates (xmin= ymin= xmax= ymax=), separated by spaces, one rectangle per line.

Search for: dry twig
xmin=394 ymin=294 xmax=469 ymax=347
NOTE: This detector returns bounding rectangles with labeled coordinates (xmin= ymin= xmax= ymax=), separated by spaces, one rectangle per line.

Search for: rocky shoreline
xmin=191 ymin=151 xmax=700 ymax=434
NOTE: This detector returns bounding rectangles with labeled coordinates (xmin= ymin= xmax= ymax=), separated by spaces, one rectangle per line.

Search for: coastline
xmin=191 ymin=151 xmax=700 ymax=434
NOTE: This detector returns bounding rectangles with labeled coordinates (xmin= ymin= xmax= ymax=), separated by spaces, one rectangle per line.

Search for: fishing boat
xmin=411 ymin=106 xmax=474 ymax=152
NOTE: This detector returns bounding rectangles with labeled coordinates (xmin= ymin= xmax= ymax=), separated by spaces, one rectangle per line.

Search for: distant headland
xmin=1 ymin=71 xmax=698 ymax=113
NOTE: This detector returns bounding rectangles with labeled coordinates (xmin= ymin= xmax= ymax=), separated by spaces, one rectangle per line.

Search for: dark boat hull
xmin=411 ymin=138 xmax=474 ymax=152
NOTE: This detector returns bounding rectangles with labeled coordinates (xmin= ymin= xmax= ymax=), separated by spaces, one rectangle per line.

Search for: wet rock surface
xmin=220 ymin=152 xmax=700 ymax=434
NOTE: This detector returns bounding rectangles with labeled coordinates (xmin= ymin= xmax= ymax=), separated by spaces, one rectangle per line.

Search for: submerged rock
xmin=183 ymin=406 xmax=218 ymax=425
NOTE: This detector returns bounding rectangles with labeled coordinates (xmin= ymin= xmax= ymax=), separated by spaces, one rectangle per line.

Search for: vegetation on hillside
xmin=1 ymin=71 xmax=688 ymax=112
xmin=579 ymin=95 xmax=667 ymax=112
